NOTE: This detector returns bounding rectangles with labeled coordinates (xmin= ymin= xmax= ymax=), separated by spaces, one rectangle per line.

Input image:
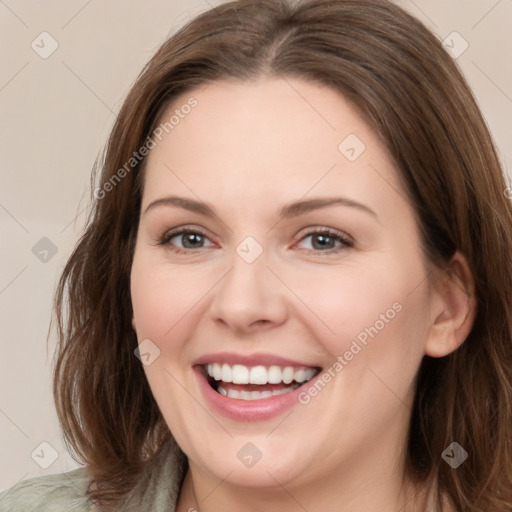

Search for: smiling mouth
xmin=204 ymin=363 xmax=321 ymax=401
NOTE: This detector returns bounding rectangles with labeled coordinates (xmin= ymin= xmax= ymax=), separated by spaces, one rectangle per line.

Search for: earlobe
xmin=424 ymin=252 xmax=477 ymax=358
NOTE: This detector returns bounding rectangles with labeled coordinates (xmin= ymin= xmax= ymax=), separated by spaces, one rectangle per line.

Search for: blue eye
xmin=296 ymin=229 xmax=353 ymax=252
xmin=158 ymin=227 xmax=353 ymax=255
xmin=159 ymin=229 xmax=214 ymax=253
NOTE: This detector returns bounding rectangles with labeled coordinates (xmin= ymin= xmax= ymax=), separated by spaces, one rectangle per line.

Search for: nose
xmin=208 ymin=245 xmax=288 ymax=335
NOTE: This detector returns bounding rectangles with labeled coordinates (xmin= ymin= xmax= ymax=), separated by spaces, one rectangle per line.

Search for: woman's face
xmin=130 ymin=77 xmax=440 ymax=491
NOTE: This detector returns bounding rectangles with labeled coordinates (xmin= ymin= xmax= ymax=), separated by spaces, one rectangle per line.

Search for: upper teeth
xmin=206 ymin=363 xmax=316 ymax=385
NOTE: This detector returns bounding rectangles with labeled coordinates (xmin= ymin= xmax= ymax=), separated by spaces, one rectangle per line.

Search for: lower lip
xmin=194 ymin=367 xmax=317 ymax=422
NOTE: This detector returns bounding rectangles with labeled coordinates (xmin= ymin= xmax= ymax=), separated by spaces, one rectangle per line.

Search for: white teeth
xmin=301 ymin=368 xmax=316 ymax=382
xmin=232 ymin=364 xmax=249 ymax=384
xmin=217 ymin=385 xmax=299 ymax=400
xmin=294 ymin=368 xmax=306 ymax=383
xmin=282 ymin=367 xmax=294 ymax=384
xmin=227 ymin=388 xmax=239 ymax=399
xmin=267 ymin=365 xmax=282 ymax=384
xmin=221 ymin=364 xmax=232 ymax=383
xmin=206 ymin=363 xmax=317 ymax=385
xmin=272 ymin=387 xmax=292 ymax=396
xmin=212 ymin=363 xmax=222 ymax=381
xmin=249 ymin=366 xmax=267 ymax=385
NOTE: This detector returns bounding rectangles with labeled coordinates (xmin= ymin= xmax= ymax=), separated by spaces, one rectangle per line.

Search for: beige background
xmin=0 ymin=0 xmax=511 ymax=492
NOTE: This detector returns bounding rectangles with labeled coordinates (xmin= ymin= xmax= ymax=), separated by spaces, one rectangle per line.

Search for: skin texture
xmin=130 ymin=77 xmax=475 ymax=512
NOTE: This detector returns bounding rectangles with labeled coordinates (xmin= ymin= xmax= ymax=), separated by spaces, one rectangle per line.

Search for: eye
xmin=157 ymin=226 xmax=352 ymax=255
xmin=295 ymin=228 xmax=353 ymax=253
xmin=158 ymin=228 xmax=215 ymax=253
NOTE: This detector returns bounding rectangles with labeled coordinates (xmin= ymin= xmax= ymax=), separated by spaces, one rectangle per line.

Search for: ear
xmin=131 ymin=316 xmax=137 ymax=332
xmin=424 ymin=251 xmax=477 ymax=358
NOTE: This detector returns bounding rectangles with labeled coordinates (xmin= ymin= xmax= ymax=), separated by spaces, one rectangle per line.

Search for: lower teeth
xmin=217 ymin=385 xmax=299 ymax=400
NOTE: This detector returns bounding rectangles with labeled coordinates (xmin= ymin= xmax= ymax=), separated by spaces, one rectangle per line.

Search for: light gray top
xmin=0 ymin=439 xmax=186 ymax=512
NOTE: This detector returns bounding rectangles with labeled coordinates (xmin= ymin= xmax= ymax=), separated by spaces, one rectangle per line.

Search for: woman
xmin=1 ymin=0 xmax=511 ymax=510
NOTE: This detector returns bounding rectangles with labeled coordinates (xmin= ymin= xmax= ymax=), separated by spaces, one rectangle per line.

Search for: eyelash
xmin=157 ymin=226 xmax=353 ymax=255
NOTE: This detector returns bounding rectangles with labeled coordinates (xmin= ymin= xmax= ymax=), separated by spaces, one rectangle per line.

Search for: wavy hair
xmin=53 ymin=0 xmax=512 ymax=509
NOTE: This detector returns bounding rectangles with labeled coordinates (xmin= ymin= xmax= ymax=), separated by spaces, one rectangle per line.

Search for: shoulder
xmin=0 ymin=467 xmax=93 ymax=512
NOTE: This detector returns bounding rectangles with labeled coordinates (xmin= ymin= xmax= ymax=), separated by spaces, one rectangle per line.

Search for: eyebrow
xmin=143 ymin=195 xmax=377 ymax=219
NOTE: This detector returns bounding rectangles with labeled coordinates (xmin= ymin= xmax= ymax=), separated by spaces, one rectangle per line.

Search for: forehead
xmin=141 ymin=77 xmax=405 ymax=216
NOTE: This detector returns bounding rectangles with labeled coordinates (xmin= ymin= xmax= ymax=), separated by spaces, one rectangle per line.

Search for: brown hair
xmin=53 ymin=0 xmax=512 ymax=509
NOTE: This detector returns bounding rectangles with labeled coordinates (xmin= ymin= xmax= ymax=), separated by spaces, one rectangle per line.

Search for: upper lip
xmin=192 ymin=352 xmax=320 ymax=369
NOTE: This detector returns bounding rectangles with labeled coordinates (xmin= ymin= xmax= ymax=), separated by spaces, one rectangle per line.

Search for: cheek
xmin=285 ymin=262 xmax=430 ymax=391
xmin=130 ymin=255 xmax=216 ymax=342
xmin=277 ymin=263 xmax=408 ymax=353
